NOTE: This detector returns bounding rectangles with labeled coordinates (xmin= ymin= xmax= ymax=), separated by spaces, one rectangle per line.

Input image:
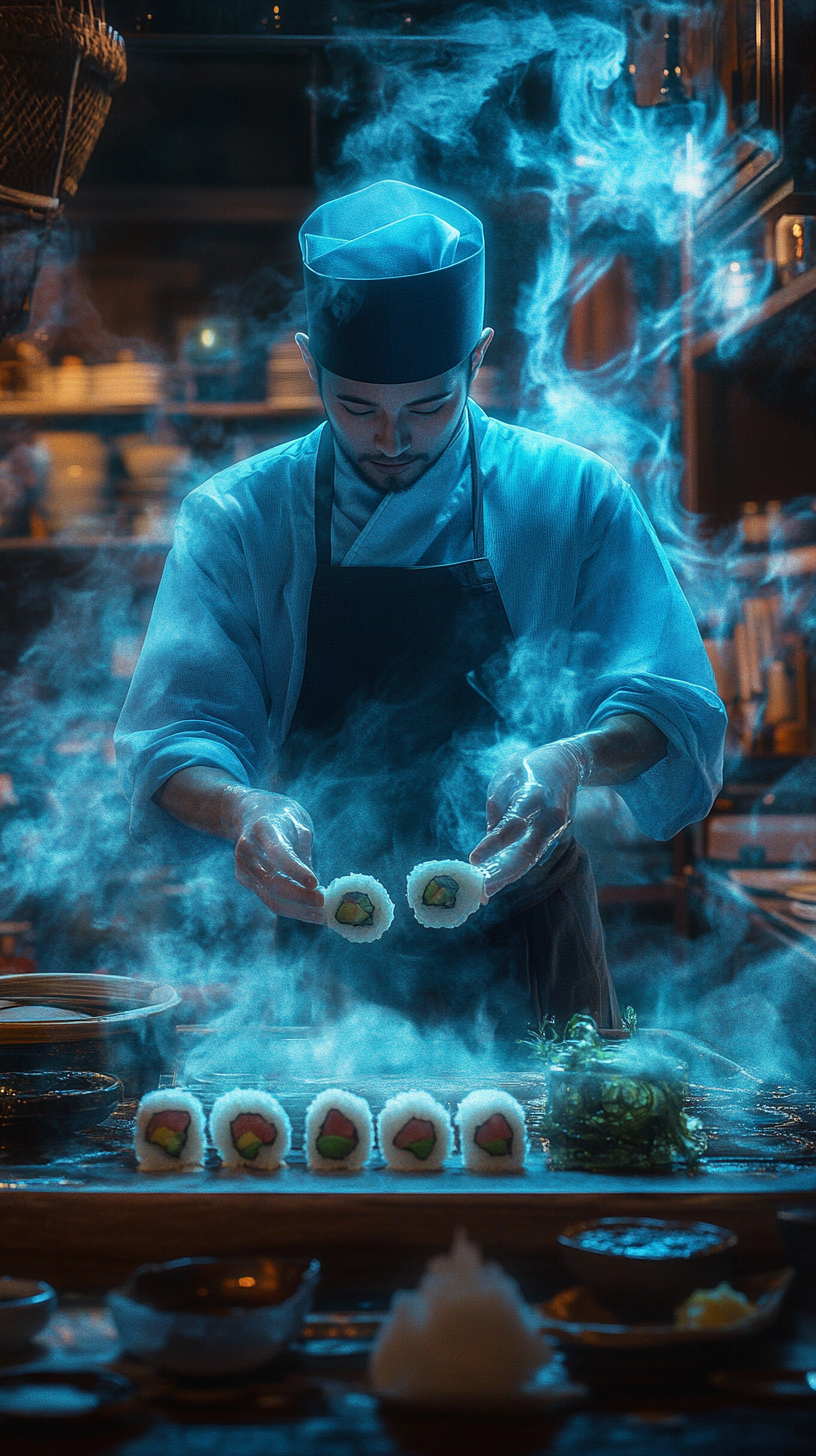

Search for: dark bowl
xmin=0 ymin=1070 xmax=123 ymax=1146
xmin=557 ymin=1217 xmax=738 ymax=1317
xmin=125 ymin=1254 xmax=317 ymax=1313
xmin=109 ymin=1255 xmax=321 ymax=1374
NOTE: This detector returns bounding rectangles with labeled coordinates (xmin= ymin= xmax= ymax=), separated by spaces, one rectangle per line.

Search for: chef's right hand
xmin=226 ymin=789 xmax=325 ymax=924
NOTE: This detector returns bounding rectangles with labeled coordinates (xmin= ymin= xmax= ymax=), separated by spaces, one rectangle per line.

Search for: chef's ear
xmin=469 ymin=327 xmax=494 ymax=380
xmin=295 ymin=333 xmax=320 ymax=388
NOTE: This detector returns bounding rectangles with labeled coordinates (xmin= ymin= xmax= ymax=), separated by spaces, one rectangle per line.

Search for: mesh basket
xmin=0 ymin=1 xmax=126 ymax=214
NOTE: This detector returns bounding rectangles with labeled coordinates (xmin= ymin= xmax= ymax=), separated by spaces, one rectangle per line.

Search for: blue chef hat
xmin=300 ymin=180 xmax=485 ymax=384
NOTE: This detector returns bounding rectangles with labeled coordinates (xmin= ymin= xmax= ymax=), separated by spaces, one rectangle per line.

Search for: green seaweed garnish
xmin=336 ymin=891 xmax=375 ymax=927
xmin=422 ymin=875 xmax=459 ymax=908
xmin=524 ymin=1011 xmax=706 ymax=1171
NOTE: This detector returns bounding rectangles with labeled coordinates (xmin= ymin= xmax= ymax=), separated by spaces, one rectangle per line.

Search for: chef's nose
xmin=373 ymin=409 xmax=409 ymax=458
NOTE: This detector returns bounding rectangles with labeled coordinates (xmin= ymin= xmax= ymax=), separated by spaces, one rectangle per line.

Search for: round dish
xmin=557 ymin=1217 xmax=738 ymax=1316
xmin=0 ymin=1071 xmax=123 ymax=1146
xmin=0 ymin=1278 xmax=57 ymax=1351
xmin=0 ymin=1369 xmax=134 ymax=1422
xmin=109 ymin=1254 xmax=320 ymax=1374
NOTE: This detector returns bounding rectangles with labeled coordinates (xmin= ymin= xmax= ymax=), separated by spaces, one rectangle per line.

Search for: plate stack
xmin=87 ymin=361 xmax=165 ymax=408
xmin=266 ymin=338 xmax=323 ymax=415
xmin=36 ymin=432 xmax=109 ymax=535
xmin=115 ymin=435 xmax=191 ymax=538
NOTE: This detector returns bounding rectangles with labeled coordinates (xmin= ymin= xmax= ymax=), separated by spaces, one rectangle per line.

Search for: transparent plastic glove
xmin=225 ymin=788 xmax=325 ymax=924
xmin=469 ymin=742 xmax=588 ymax=897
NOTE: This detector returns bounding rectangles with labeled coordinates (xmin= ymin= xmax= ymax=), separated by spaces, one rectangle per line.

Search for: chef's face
xmin=296 ymin=328 xmax=493 ymax=493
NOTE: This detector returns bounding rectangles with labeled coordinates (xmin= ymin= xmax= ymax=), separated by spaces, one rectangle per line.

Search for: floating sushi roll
xmin=305 ymin=1088 xmax=373 ymax=1171
xmin=378 ymin=1090 xmax=453 ymax=1172
xmin=324 ymin=874 xmax=395 ymax=943
xmin=135 ymin=1089 xmax=206 ymax=1172
xmin=209 ymin=1088 xmax=291 ymax=1170
xmin=456 ymin=1089 xmax=529 ymax=1173
xmin=406 ymin=860 xmax=486 ymax=930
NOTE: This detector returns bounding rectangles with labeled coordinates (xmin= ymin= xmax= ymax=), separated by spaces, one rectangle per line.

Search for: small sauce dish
xmin=557 ymin=1217 xmax=738 ymax=1317
xmin=108 ymin=1254 xmax=320 ymax=1375
xmin=0 ymin=1277 xmax=57 ymax=1351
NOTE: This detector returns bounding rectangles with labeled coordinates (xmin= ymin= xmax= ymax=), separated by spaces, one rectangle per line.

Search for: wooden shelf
xmin=733 ymin=543 xmax=816 ymax=580
xmin=0 ymin=401 xmax=322 ymax=419
xmin=691 ymin=266 xmax=816 ymax=363
xmin=0 ymin=537 xmax=170 ymax=552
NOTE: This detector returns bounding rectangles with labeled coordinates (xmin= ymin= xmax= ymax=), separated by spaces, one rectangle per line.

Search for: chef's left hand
xmin=469 ymin=741 xmax=589 ymax=897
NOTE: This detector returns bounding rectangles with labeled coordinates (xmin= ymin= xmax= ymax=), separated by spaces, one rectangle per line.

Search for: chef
xmin=115 ymin=180 xmax=726 ymax=1037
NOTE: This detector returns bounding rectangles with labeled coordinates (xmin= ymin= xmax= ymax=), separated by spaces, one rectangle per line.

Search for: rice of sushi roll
xmin=305 ymin=1088 xmax=373 ymax=1171
xmin=324 ymin=874 xmax=395 ymax=943
xmin=209 ymin=1088 xmax=291 ymax=1170
xmin=406 ymin=860 xmax=486 ymax=930
xmin=456 ymin=1089 xmax=528 ymax=1173
xmin=135 ymin=1089 xmax=206 ymax=1172
xmin=378 ymin=1090 xmax=453 ymax=1172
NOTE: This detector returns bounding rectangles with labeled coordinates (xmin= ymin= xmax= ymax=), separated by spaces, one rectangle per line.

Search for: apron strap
xmin=314 ymin=402 xmax=484 ymax=567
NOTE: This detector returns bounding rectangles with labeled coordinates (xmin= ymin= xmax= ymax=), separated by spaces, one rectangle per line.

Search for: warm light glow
xmin=200 ymin=328 xmax=216 ymax=348
xmin=238 ymin=1276 xmax=256 ymax=1287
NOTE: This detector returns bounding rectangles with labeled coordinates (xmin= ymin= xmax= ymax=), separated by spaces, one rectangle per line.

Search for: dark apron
xmin=276 ymin=410 xmax=618 ymax=1040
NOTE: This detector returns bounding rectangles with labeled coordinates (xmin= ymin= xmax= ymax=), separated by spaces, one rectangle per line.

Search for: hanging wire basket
xmin=0 ymin=2 xmax=125 ymax=334
xmin=0 ymin=0 xmax=126 ymax=214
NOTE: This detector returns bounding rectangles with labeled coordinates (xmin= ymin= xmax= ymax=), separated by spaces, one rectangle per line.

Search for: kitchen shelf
xmin=733 ymin=544 xmax=816 ymax=580
xmin=0 ymin=402 xmax=322 ymax=419
xmin=0 ymin=537 xmax=171 ymax=552
xmin=690 ymin=265 xmax=816 ymax=363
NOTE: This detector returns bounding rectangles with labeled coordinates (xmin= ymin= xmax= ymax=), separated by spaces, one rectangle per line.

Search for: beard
xmin=333 ymin=407 xmax=467 ymax=495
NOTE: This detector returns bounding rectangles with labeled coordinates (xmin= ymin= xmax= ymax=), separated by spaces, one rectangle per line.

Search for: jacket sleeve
xmin=114 ymin=486 xmax=275 ymax=840
xmin=567 ymin=483 xmax=726 ymax=840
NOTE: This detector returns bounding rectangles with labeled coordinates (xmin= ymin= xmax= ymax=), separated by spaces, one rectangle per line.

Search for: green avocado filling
xmin=422 ymin=875 xmax=459 ymax=909
xmin=336 ymin=892 xmax=375 ymax=927
xmin=479 ymin=1138 xmax=510 ymax=1157
xmin=316 ymin=1134 xmax=356 ymax=1160
xmin=405 ymin=1137 xmax=435 ymax=1161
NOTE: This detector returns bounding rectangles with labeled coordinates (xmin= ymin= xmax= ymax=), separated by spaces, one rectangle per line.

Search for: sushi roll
xmin=324 ymin=874 xmax=395 ymax=943
xmin=209 ymin=1088 xmax=291 ymax=1170
xmin=406 ymin=860 xmax=486 ymax=930
xmin=305 ymin=1088 xmax=373 ymax=1171
xmin=378 ymin=1090 xmax=453 ymax=1172
xmin=456 ymin=1090 xmax=528 ymax=1173
xmin=135 ymin=1089 xmax=206 ymax=1172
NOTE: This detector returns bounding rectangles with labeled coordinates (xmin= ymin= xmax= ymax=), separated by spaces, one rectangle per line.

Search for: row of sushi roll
xmin=135 ymin=1087 xmax=529 ymax=1174
xmin=325 ymin=859 xmax=487 ymax=942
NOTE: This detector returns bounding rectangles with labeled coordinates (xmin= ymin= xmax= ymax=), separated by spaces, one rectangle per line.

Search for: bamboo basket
xmin=0 ymin=1 xmax=126 ymax=214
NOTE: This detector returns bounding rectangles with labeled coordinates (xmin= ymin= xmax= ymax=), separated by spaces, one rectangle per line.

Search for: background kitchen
xmin=1 ymin=0 xmax=816 ymax=1079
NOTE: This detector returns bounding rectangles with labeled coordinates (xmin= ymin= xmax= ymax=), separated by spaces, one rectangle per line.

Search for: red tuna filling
xmin=474 ymin=1112 xmax=513 ymax=1156
xmin=393 ymin=1116 xmax=436 ymax=1160
xmin=315 ymin=1107 xmax=359 ymax=1160
xmin=231 ymin=1112 xmax=277 ymax=1159
xmin=145 ymin=1108 xmax=190 ymax=1157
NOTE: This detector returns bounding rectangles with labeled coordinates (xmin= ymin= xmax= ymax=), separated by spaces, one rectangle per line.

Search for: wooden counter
xmin=2 ymin=1150 xmax=814 ymax=1292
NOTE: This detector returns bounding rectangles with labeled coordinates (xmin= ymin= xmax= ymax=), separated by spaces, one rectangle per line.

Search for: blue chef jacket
xmin=114 ymin=403 xmax=726 ymax=844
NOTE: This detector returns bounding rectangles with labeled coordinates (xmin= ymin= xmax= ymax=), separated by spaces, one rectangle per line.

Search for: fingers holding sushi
xmin=406 ymin=860 xmax=486 ymax=930
xmin=231 ymin=790 xmax=326 ymax=923
xmin=324 ymin=875 xmax=395 ymax=942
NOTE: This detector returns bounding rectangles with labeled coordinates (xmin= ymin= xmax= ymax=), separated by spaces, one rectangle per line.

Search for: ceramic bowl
xmin=0 ymin=1071 xmax=123 ymax=1146
xmin=0 ymin=1278 xmax=57 ymax=1351
xmin=557 ymin=1217 xmax=738 ymax=1317
xmin=109 ymin=1254 xmax=320 ymax=1374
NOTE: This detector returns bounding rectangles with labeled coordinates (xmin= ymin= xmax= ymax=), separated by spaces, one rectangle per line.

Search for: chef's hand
xmin=227 ymin=789 xmax=325 ymax=924
xmin=469 ymin=741 xmax=588 ymax=897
